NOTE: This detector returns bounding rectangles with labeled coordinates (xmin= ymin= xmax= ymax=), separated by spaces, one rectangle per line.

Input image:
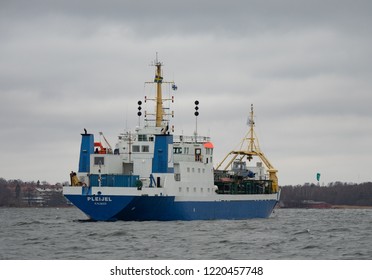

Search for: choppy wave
xmin=0 ymin=207 xmax=371 ymax=259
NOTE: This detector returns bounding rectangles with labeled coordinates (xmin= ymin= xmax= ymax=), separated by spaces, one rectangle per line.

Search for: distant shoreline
xmin=278 ymin=205 xmax=372 ymax=209
xmin=331 ymin=205 xmax=372 ymax=209
xmin=0 ymin=205 xmax=73 ymax=209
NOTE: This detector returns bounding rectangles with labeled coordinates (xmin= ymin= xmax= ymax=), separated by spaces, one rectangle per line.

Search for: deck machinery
xmin=214 ymin=104 xmax=278 ymax=196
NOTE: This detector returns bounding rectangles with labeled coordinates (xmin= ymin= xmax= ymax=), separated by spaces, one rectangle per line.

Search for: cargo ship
xmin=63 ymin=57 xmax=280 ymax=221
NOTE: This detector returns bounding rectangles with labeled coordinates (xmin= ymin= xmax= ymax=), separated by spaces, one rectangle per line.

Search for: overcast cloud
xmin=1 ymin=0 xmax=372 ymax=185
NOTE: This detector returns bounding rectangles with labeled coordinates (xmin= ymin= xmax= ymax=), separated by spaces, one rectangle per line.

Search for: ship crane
xmin=93 ymin=131 xmax=113 ymax=154
xmin=216 ymin=104 xmax=278 ymax=192
xmin=99 ymin=132 xmax=112 ymax=149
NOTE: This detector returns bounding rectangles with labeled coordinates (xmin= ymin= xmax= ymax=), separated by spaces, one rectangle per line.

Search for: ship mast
xmin=154 ymin=56 xmax=163 ymax=127
xmin=144 ymin=54 xmax=176 ymax=129
xmin=247 ymin=104 xmax=256 ymax=153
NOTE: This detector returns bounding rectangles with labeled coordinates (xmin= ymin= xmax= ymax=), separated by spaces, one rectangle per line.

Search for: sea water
xmin=0 ymin=207 xmax=371 ymax=259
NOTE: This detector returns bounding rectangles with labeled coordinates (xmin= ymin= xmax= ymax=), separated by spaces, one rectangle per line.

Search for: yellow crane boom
xmin=216 ymin=104 xmax=278 ymax=192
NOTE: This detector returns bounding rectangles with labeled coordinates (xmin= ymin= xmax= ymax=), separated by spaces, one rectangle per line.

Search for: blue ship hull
xmin=65 ymin=194 xmax=278 ymax=221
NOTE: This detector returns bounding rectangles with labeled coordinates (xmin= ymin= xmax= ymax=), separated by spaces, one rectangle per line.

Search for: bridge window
xmin=142 ymin=145 xmax=149 ymax=152
xmin=138 ymin=134 xmax=147 ymax=141
xmin=175 ymin=174 xmax=181 ymax=181
xmin=94 ymin=156 xmax=104 ymax=165
xmin=132 ymin=145 xmax=140 ymax=152
xmin=206 ymin=148 xmax=213 ymax=155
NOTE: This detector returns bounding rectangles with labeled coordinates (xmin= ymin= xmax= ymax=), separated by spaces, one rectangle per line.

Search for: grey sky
xmin=1 ymin=0 xmax=371 ymax=185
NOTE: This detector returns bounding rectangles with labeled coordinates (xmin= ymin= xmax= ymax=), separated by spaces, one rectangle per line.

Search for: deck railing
xmin=173 ymin=135 xmax=211 ymax=143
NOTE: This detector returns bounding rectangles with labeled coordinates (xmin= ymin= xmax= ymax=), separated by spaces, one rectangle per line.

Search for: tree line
xmin=280 ymin=182 xmax=372 ymax=207
xmin=0 ymin=178 xmax=68 ymax=207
